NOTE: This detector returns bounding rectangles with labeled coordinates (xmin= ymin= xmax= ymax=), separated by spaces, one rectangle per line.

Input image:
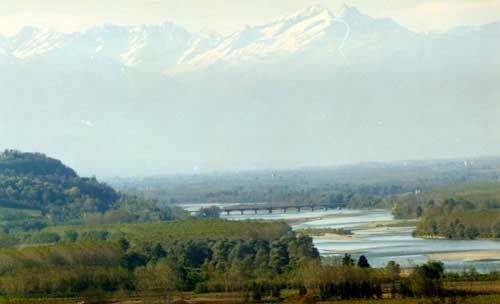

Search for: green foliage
xmin=0 ymin=220 xmax=318 ymax=297
xmin=26 ymin=231 xmax=61 ymax=244
xmin=400 ymin=261 xmax=444 ymax=297
xmin=0 ymin=150 xmax=118 ymax=223
xmin=134 ymin=259 xmax=179 ymax=292
xmin=195 ymin=206 xmax=221 ymax=219
xmin=0 ymin=151 xmax=189 ymax=232
xmin=42 ymin=219 xmax=292 ymax=244
xmin=342 ymin=254 xmax=355 ymax=267
xmin=296 ymin=228 xmax=352 ymax=237
xmin=0 ymin=242 xmax=123 ymax=276
xmin=111 ymin=157 xmax=500 ymax=212
xmin=300 ymin=260 xmax=383 ymax=300
xmin=0 ymin=150 xmax=77 ymax=177
xmin=391 ymin=181 xmax=500 ymax=239
xmin=357 ymin=255 xmax=370 ymax=268
xmin=110 ymin=170 xmax=406 ymax=210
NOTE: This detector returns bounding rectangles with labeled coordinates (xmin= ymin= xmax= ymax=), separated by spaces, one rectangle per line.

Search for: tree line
xmin=391 ymin=181 xmax=500 ymax=240
xmin=0 ymin=229 xmax=451 ymax=301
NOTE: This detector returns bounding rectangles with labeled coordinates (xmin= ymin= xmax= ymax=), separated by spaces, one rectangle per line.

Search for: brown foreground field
xmin=320 ymin=295 xmax=500 ymax=304
xmin=443 ymin=280 xmax=500 ymax=294
xmin=2 ymin=287 xmax=500 ymax=304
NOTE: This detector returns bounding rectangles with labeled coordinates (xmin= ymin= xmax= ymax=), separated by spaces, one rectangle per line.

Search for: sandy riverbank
xmin=358 ymin=219 xmax=419 ymax=229
xmin=427 ymin=251 xmax=500 ymax=260
xmin=286 ymin=212 xmax=357 ymax=225
xmin=313 ymin=233 xmax=358 ymax=240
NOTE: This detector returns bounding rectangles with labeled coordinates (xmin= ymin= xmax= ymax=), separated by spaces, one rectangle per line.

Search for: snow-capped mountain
xmin=5 ymin=26 xmax=67 ymax=59
xmin=1 ymin=5 xmax=497 ymax=74
xmin=0 ymin=5 xmax=500 ymax=77
xmin=175 ymin=5 xmax=419 ymax=71
xmin=0 ymin=5 xmax=423 ymax=74
xmin=1 ymin=5 xmax=499 ymax=176
xmin=176 ymin=5 xmax=342 ymax=69
xmin=1 ymin=22 xmax=213 ymax=72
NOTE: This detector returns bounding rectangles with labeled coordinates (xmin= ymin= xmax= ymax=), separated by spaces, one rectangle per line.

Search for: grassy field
xmin=2 ymin=293 xmax=500 ymax=304
xmin=41 ymin=219 xmax=292 ymax=242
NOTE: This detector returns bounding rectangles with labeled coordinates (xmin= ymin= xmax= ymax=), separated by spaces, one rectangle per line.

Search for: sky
xmin=1 ymin=0 xmax=500 ymax=36
xmin=1 ymin=0 xmax=499 ymax=177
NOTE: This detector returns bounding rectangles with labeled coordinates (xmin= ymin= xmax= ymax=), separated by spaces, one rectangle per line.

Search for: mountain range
xmin=1 ymin=5 xmax=499 ymax=176
xmin=3 ymin=5 xmax=496 ymax=73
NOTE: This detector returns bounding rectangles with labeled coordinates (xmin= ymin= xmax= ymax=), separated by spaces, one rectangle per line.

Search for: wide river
xmin=180 ymin=205 xmax=500 ymax=272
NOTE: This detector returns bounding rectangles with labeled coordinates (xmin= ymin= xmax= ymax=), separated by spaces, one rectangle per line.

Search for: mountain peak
xmin=18 ymin=25 xmax=38 ymax=35
xmin=286 ymin=5 xmax=333 ymax=21
xmin=338 ymin=4 xmax=364 ymax=19
xmin=161 ymin=20 xmax=188 ymax=32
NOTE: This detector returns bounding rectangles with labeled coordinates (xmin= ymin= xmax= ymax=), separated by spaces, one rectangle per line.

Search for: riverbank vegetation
xmin=390 ymin=181 xmax=500 ymax=239
xmin=0 ymin=219 xmax=320 ymax=297
xmin=3 ymin=150 xmax=500 ymax=302
xmin=296 ymin=228 xmax=353 ymax=237
xmin=0 ymin=150 xmax=198 ymax=236
xmin=1 ymin=240 xmax=495 ymax=304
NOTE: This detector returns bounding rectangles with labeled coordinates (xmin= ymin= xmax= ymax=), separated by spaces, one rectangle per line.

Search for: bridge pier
xmin=222 ymin=204 xmax=340 ymax=216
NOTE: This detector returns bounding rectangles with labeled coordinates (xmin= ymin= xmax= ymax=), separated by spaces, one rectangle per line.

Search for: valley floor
xmin=4 ymin=284 xmax=500 ymax=304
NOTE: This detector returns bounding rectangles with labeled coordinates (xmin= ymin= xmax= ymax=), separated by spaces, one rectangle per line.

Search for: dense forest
xmin=0 ymin=219 xmax=457 ymax=301
xmin=0 ymin=150 xmax=190 ymax=234
xmin=0 ymin=150 xmax=117 ymax=214
xmin=1 ymin=150 xmax=500 ymax=302
xmin=391 ymin=181 xmax=500 ymax=239
xmin=3 ymin=150 xmax=500 ymax=242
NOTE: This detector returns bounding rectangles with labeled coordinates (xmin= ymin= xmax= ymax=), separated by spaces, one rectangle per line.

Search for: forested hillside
xmin=0 ymin=150 xmax=187 ymax=232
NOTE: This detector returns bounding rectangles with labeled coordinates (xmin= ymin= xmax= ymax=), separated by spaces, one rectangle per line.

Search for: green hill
xmin=0 ymin=150 xmax=118 ymax=223
xmin=0 ymin=150 xmax=77 ymax=177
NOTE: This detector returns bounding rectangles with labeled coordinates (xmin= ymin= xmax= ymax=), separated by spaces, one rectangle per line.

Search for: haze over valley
xmin=2 ymin=2 xmax=500 ymax=303
xmin=1 ymin=4 xmax=499 ymax=176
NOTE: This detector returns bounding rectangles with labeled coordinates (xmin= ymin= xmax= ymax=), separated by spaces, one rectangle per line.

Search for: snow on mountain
xmin=118 ymin=22 xmax=192 ymax=70
xmin=1 ymin=5 xmax=499 ymax=174
xmin=177 ymin=31 xmax=223 ymax=66
xmin=176 ymin=5 xmax=341 ymax=69
xmin=175 ymin=5 xmax=416 ymax=71
xmin=337 ymin=4 xmax=411 ymax=37
xmin=2 ymin=22 xmax=196 ymax=71
xmin=0 ymin=5 xmax=497 ymax=73
xmin=6 ymin=26 xmax=68 ymax=59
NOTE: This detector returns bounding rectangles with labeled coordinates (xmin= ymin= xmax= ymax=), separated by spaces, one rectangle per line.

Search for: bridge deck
xmin=222 ymin=204 xmax=344 ymax=215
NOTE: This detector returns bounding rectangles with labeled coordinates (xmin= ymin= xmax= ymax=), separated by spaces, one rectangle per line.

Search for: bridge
xmin=221 ymin=203 xmax=345 ymax=215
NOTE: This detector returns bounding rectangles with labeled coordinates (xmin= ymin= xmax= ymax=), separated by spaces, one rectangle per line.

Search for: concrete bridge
xmin=222 ymin=203 xmax=344 ymax=216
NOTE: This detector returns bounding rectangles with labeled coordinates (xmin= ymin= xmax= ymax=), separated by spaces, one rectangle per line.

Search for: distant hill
xmin=0 ymin=150 xmax=77 ymax=177
xmin=109 ymin=157 xmax=500 ymax=206
xmin=0 ymin=150 xmax=118 ymax=221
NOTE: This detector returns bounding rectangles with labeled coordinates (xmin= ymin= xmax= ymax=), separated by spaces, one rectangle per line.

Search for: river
xmin=180 ymin=204 xmax=500 ymax=272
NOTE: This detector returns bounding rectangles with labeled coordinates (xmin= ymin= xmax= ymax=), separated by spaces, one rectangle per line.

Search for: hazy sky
xmin=1 ymin=0 xmax=500 ymax=36
xmin=1 ymin=0 xmax=499 ymax=177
